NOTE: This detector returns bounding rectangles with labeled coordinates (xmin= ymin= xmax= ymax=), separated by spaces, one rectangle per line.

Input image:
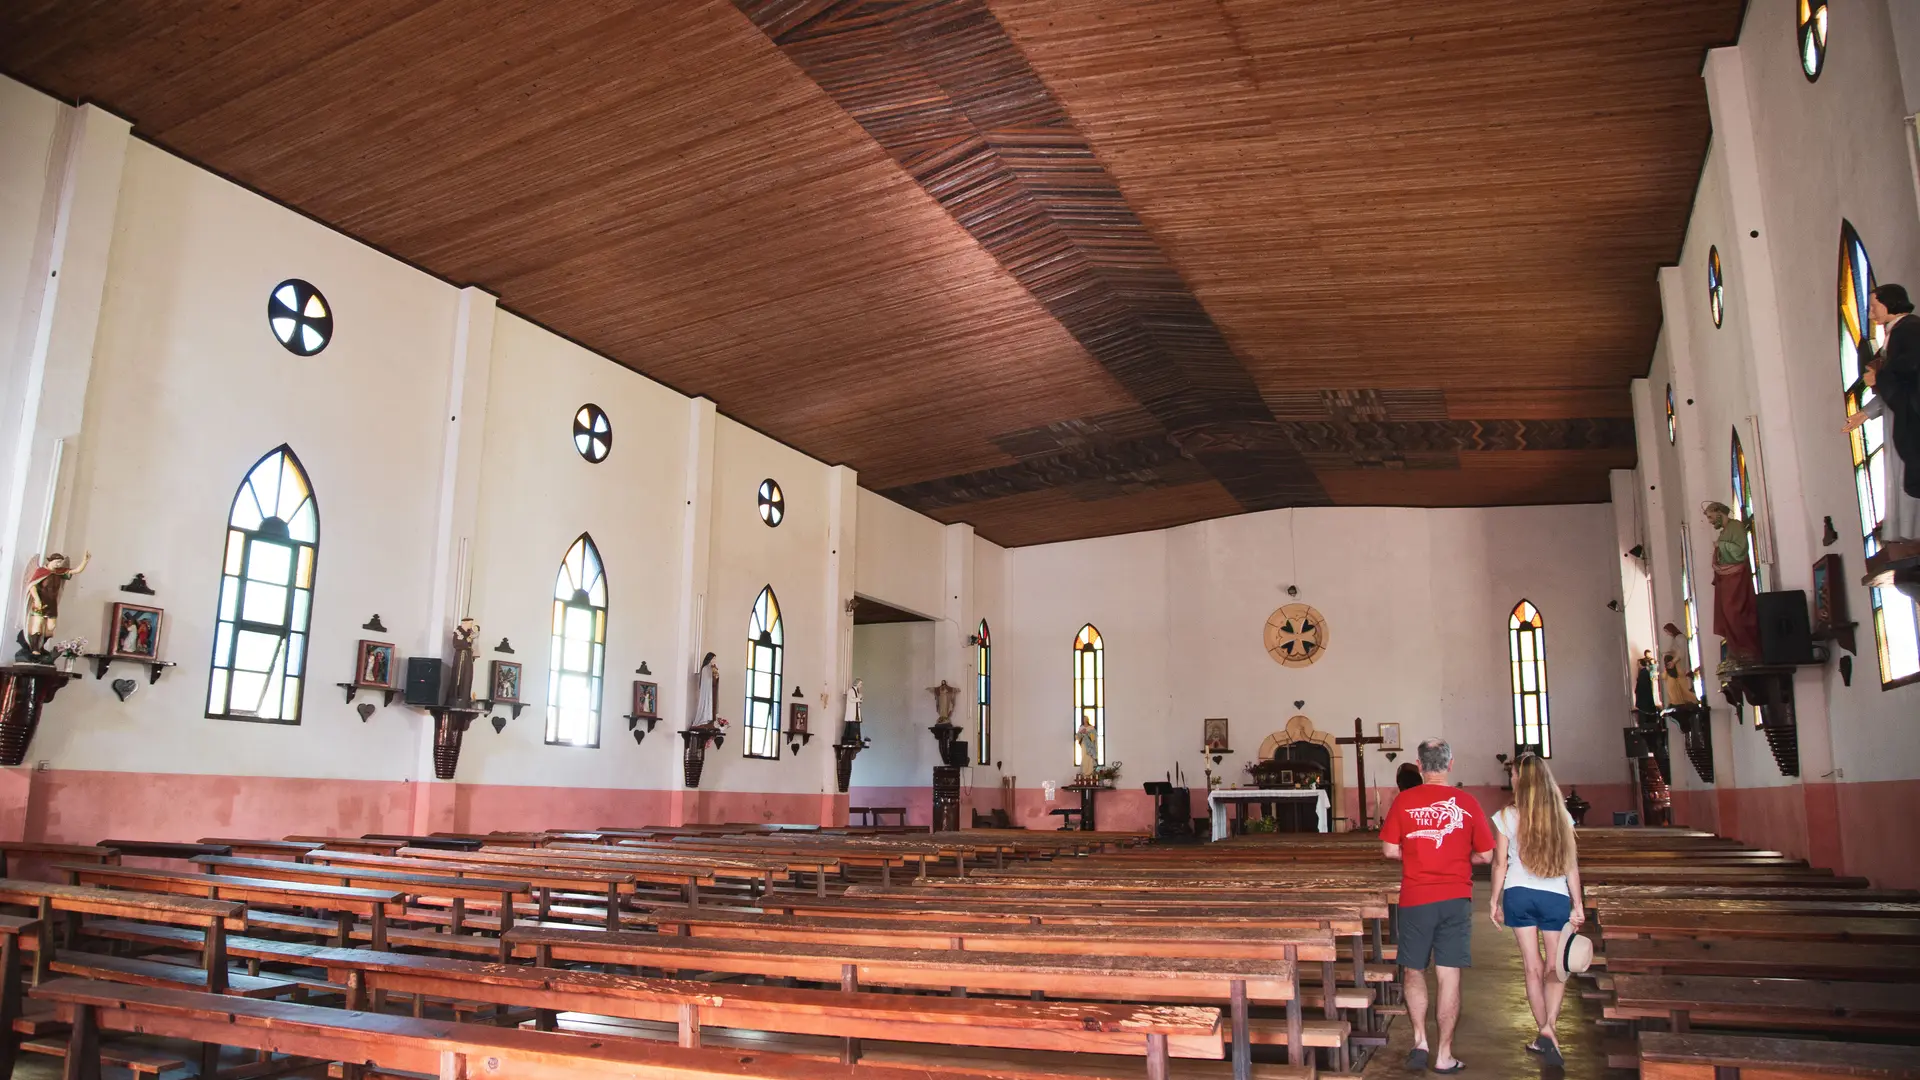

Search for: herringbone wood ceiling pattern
xmin=0 ymin=0 xmax=1743 ymax=546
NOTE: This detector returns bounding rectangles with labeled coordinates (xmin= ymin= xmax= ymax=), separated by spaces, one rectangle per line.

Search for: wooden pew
xmin=1597 ymin=910 xmax=1920 ymax=945
xmin=0 ymin=879 xmax=244 ymax=991
xmin=195 ymin=855 xmax=531 ymax=951
xmin=36 ymin=978 xmax=1124 ymax=1080
xmin=1601 ymin=938 xmax=1920 ymax=982
xmin=0 ymin=915 xmax=38 ymax=1078
xmin=59 ymin=863 xmax=404 ymax=951
xmin=284 ymin=835 xmax=409 ymax=855
xmin=97 ymin=840 xmax=232 ymax=862
xmin=297 ymin=849 xmax=638 ymax=927
xmin=1607 ymin=973 xmax=1920 ymax=1037
xmin=397 ymin=846 xmax=722 ymax=905
xmin=1637 ymin=1032 xmax=1920 ymax=1079
xmin=197 ymin=837 xmax=323 ymax=859
xmin=510 ymin=924 xmax=1304 ymax=1077
xmin=0 ymin=844 xmax=117 ymax=879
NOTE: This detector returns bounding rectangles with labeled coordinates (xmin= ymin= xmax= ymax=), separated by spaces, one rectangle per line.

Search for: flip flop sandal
xmin=1542 ymin=1042 xmax=1565 ymax=1068
xmin=1406 ymin=1047 xmax=1430 ymax=1071
xmin=1525 ymin=1037 xmax=1548 ymax=1055
xmin=1432 ymin=1061 xmax=1467 ymax=1075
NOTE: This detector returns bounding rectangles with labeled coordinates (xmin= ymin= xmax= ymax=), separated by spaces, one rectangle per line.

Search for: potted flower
xmin=49 ymin=639 xmax=86 ymax=674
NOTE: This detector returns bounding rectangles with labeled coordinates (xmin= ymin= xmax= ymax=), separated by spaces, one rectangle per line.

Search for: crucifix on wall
xmin=1334 ymin=718 xmax=1385 ymax=831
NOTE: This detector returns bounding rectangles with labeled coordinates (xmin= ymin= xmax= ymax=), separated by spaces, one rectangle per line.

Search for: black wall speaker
xmin=1758 ymin=590 xmax=1815 ymax=665
xmin=1623 ymin=727 xmax=1650 ymax=758
xmin=944 ymin=740 xmax=970 ymax=768
xmin=404 ymin=657 xmax=445 ymax=707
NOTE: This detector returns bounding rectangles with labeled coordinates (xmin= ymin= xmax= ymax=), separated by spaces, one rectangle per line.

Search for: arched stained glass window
xmin=744 ymin=586 xmax=784 ymax=758
xmin=1730 ymin=429 xmax=1760 ymax=586
xmin=976 ymin=620 xmax=992 ymax=765
xmin=1837 ymin=223 xmax=1920 ymax=685
xmin=1799 ymin=1 xmax=1829 ymax=80
xmin=1708 ymin=247 xmax=1726 ymax=328
xmin=208 ymin=446 xmax=318 ymax=723
xmin=1679 ymin=523 xmax=1707 ymax=702
xmin=1666 ymin=384 xmax=1677 ymax=445
xmin=547 ymin=534 xmax=607 ymax=747
xmin=1072 ymin=624 xmax=1105 ymax=767
xmin=1508 ymin=601 xmax=1550 ymax=757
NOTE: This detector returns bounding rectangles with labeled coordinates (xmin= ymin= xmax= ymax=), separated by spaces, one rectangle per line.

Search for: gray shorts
xmin=1398 ymin=897 xmax=1472 ymax=970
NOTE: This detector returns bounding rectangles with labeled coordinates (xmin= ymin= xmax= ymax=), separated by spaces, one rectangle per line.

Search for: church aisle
xmin=1365 ymin=882 xmax=1617 ymax=1078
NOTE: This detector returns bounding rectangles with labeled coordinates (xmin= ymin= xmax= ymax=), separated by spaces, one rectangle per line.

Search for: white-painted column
xmin=939 ymin=523 xmax=978 ymax=817
xmin=1705 ymin=46 xmax=1838 ymax=787
xmin=1659 ymin=262 xmax=1746 ymax=796
xmin=0 ymin=104 xmax=129 ymax=640
xmin=1630 ymin=377 xmax=1680 ymax=643
xmin=1610 ymin=468 xmax=1657 ymax=671
xmin=815 ymin=465 xmax=859 ymax=822
xmin=666 ymin=398 xmax=717 ymax=823
xmin=409 ymin=289 xmax=496 ymax=826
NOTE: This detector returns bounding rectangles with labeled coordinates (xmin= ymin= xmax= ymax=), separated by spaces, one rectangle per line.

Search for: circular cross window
xmin=573 ymin=404 xmax=611 ymax=463
xmin=1263 ymin=603 xmax=1329 ymax=668
xmin=758 ymin=479 xmax=784 ymax=527
xmin=268 ymin=279 xmax=332 ymax=356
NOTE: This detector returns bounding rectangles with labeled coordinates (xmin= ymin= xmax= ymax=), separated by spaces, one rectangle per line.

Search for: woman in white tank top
xmin=1490 ymin=753 xmax=1585 ymax=1066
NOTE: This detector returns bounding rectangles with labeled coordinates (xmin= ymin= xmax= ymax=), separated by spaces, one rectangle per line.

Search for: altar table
xmin=1208 ymin=788 xmax=1331 ymax=839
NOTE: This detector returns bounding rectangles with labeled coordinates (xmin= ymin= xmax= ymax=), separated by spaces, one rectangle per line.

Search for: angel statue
xmin=17 ymin=551 xmax=90 ymax=663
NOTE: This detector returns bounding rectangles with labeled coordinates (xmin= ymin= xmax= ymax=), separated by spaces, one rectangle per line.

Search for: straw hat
xmin=1553 ymin=923 xmax=1593 ymax=981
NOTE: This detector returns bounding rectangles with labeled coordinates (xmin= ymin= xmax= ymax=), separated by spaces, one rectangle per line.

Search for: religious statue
xmin=448 ymin=617 xmax=479 ymax=705
xmin=839 ymin=679 xmax=864 ymax=745
xmin=1074 ymin=714 xmax=1099 ymax=778
xmin=692 ymin=651 xmax=718 ymax=729
xmin=1703 ymin=501 xmax=1761 ymax=667
xmin=1846 ymin=285 xmax=1920 ymax=545
xmin=927 ymin=680 xmax=958 ymax=725
xmin=16 ymin=551 xmax=90 ymax=663
xmin=1661 ymin=650 xmax=1700 ymax=708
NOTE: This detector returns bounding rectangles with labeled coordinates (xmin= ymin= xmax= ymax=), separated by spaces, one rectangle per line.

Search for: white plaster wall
xmin=700 ymin=417 xmax=838 ymax=795
xmin=996 ymin=505 xmax=1628 ymax=804
xmin=849 ymin=622 xmax=938 ymax=787
xmin=1739 ymin=0 xmax=1920 ymax=782
xmin=456 ymin=312 xmax=691 ymax=790
xmin=854 ymin=489 xmax=945 ymax=617
xmin=0 ymin=80 xmax=61 ymax=503
xmin=41 ymin=139 xmax=457 ymax=779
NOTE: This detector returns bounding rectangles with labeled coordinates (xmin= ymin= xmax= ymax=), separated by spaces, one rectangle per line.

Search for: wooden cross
xmin=1334 ymin=717 xmax=1385 ymax=831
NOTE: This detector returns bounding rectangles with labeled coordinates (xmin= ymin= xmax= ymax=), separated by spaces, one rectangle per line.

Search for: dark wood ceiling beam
xmin=734 ymin=0 xmax=1329 ymax=512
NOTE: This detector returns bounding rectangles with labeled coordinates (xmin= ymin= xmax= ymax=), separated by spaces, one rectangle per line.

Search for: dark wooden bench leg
xmin=64 ymin=1004 xmax=101 ymax=1080
xmin=1282 ymin=945 xmax=1303 ymax=1069
xmin=840 ymin=964 xmax=861 ymax=1064
xmin=1231 ymin=978 xmax=1252 ymax=1080
xmin=31 ymin=901 xmax=51 ymax=987
xmin=1145 ymin=1033 xmax=1168 ymax=1080
xmin=0 ymin=928 xmax=23 ymax=1080
xmin=1322 ymin=959 xmax=1337 ymax=1019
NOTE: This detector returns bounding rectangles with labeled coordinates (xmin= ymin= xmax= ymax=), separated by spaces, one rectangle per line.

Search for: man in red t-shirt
xmin=1380 ymin=738 xmax=1494 ymax=1074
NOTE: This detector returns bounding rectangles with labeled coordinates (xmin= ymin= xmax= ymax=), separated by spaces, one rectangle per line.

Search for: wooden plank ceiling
xmin=0 ymin=0 xmax=1742 ymax=547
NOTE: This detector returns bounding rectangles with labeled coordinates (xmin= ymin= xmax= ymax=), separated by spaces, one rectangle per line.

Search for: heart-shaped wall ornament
xmin=357 ymin=703 xmax=375 ymax=722
xmin=1293 ymin=700 xmax=1305 ymax=710
xmin=491 ymin=715 xmax=506 ymax=734
xmin=111 ymin=678 xmax=137 ymax=702
xmin=632 ymin=729 xmax=646 ymax=746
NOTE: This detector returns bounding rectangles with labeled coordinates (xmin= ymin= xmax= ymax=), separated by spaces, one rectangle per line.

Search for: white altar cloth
xmin=1208 ymin=788 xmax=1331 ymax=840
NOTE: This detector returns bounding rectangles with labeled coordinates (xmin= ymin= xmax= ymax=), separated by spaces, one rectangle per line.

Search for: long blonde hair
xmin=1511 ymin=753 xmax=1574 ymax=878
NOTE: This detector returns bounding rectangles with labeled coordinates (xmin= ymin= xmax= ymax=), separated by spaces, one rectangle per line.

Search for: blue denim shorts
xmin=1502 ymin=885 xmax=1572 ymax=929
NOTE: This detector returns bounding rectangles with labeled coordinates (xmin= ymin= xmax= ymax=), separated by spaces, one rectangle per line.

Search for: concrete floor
xmin=1365 ymin=881 xmax=1619 ymax=1078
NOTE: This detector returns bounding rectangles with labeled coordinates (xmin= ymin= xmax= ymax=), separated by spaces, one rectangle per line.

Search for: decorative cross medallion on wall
xmin=1264 ymin=603 xmax=1329 ymax=668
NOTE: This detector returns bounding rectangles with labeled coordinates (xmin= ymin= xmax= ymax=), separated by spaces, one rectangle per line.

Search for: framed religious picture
xmin=490 ymin=660 xmax=522 ymax=704
xmin=1810 ymin=553 xmax=1855 ymax=653
xmin=633 ymin=680 xmax=659 ymax=718
xmin=107 ymin=602 xmax=164 ymax=661
xmin=1202 ymin=717 xmax=1230 ymax=753
xmin=1377 ymin=722 xmax=1402 ymax=752
xmin=789 ymin=702 xmax=809 ymax=737
xmin=355 ymin=640 xmax=397 ymax=689
xmin=1279 ymin=770 xmax=1294 ymax=786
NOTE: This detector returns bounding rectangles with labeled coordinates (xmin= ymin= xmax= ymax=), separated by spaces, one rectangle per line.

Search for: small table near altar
xmin=1061 ymin=780 xmax=1114 ymax=830
xmin=1209 ymin=788 xmax=1331 ymax=840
